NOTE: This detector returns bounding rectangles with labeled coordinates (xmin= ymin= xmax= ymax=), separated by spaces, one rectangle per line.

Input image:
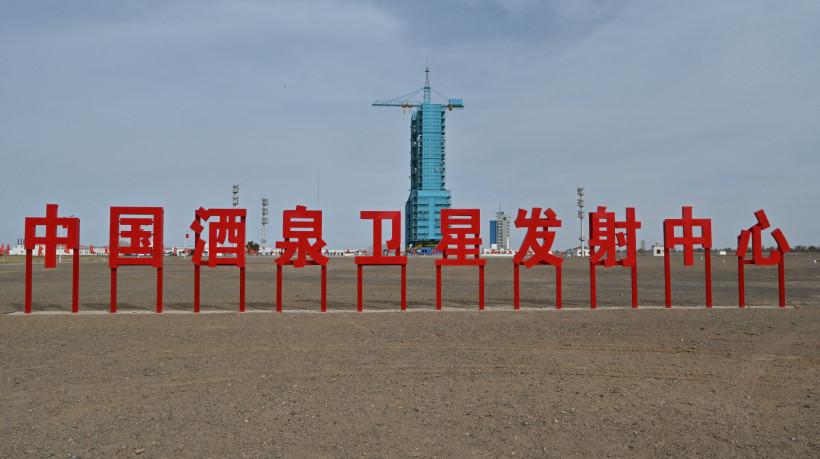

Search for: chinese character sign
xmin=664 ymin=206 xmax=712 ymax=266
xmin=14 ymin=200 xmax=798 ymax=313
xmin=737 ymin=209 xmax=791 ymax=307
xmin=109 ymin=207 xmax=163 ymax=269
xmin=436 ymin=209 xmax=485 ymax=310
xmin=189 ymin=207 xmax=247 ymax=312
xmin=24 ymin=204 xmax=80 ymax=313
xmin=109 ymin=207 xmax=164 ymax=313
xmin=276 ymin=205 xmax=328 ymax=312
xmin=737 ymin=210 xmax=791 ymax=265
xmin=355 ymin=211 xmax=407 ymax=311
xmin=513 ymin=207 xmax=563 ymax=309
xmin=436 ymin=209 xmax=484 ymax=266
xmin=588 ymin=207 xmax=641 ymax=308
xmin=589 ymin=206 xmax=640 ymax=268
xmin=25 ymin=203 xmax=80 ymax=269
xmin=514 ymin=207 xmax=563 ymax=268
xmin=276 ymin=205 xmax=328 ymax=267
xmin=190 ymin=207 xmax=246 ymax=268
xmin=356 ymin=211 xmax=405 ymax=264
xmin=663 ymin=206 xmax=712 ymax=307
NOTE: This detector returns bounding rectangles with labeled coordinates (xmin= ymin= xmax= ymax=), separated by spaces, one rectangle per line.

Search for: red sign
xmin=589 ymin=206 xmax=641 ymax=308
xmin=513 ymin=207 xmax=563 ymax=309
xmin=16 ymin=202 xmax=795 ymax=313
xmin=190 ymin=207 xmax=247 ymax=312
xmin=24 ymin=204 xmax=81 ymax=313
xmin=737 ymin=209 xmax=791 ymax=307
xmin=109 ymin=207 xmax=164 ymax=313
xmin=663 ymin=206 xmax=713 ymax=307
xmin=275 ymin=205 xmax=328 ymax=311
xmin=355 ymin=211 xmax=407 ymax=311
xmin=435 ymin=209 xmax=486 ymax=310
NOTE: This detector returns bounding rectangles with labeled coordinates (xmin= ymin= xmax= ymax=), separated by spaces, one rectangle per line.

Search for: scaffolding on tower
xmin=373 ymin=68 xmax=464 ymax=251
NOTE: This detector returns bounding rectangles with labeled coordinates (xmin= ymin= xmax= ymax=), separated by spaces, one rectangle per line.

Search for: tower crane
xmin=372 ymin=67 xmax=464 ymax=112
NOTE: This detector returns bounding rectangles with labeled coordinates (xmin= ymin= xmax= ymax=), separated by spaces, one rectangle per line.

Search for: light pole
xmin=261 ymin=198 xmax=269 ymax=251
xmin=577 ymin=188 xmax=585 ymax=257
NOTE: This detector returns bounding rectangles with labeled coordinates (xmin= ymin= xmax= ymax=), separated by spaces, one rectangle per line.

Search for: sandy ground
xmin=0 ymin=254 xmax=818 ymax=457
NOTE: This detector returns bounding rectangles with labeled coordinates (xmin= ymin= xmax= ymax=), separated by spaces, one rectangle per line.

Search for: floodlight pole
xmin=577 ymin=187 xmax=585 ymax=257
xmin=261 ymin=198 xmax=269 ymax=246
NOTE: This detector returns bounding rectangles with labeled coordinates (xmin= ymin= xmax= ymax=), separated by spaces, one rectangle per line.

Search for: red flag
xmin=0 ymin=244 xmax=5 ymax=254
xmin=90 ymin=245 xmax=96 ymax=254
xmin=105 ymin=247 xmax=109 ymax=255
xmin=38 ymin=246 xmax=44 ymax=256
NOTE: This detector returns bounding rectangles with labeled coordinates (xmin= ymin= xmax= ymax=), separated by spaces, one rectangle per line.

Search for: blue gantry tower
xmin=373 ymin=68 xmax=464 ymax=250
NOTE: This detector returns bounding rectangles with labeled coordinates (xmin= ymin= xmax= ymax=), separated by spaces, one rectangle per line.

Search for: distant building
xmin=652 ymin=243 xmax=664 ymax=256
xmin=489 ymin=211 xmax=512 ymax=250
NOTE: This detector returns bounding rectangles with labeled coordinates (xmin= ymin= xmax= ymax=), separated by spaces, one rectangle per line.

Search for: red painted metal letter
xmin=435 ymin=209 xmax=486 ymax=310
xmin=190 ymin=207 xmax=247 ymax=312
xmin=736 ymin=209 xmax=791 ymax=307
xmin=663 ymin=206 xmax=712 ymax=307
xmin=513 ymin=207 xmax=563 ymax=309
xmin=275 ymin=205 xmax=329 ymax=312
xmin=109 ymin=207 xmax=164 ymax=313
xmin=355 ymin=211 xmax=407 ymax=311
xmin=588 ymin=206 xmax=641 ymax=308
xmin=24 ymin=204 xmax=80 ymax=313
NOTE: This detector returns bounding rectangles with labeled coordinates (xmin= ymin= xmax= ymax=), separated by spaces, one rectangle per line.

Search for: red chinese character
xmin=664 ymin=206 xmax=712 ymax=266
xmin=436 ymin=209 xmax=485 ymax=266
xmin=663 ymin=206 xmax=712 ymax=307
xmin=190 ymin=207 xmax=246 ymax=268
xmin=24 ymin=204 xmax=80 ymax=313
xmin=514 ymin=207 xmax=563 ymax=268
xmin=24 ymin=203 xmax=79 ymax=269
xmin=275 ymin=205 xmax=328 ymax=312
xmin=276 ymin=205 xmax=328 ymax=267
xmin=189 ymin=207 xmax=247 ymax=312
xmin=589 ymin=206 xmax=640 ymax=268
xmin=109 ymin=207 xmax=164 ymax=313
xmin=588 ymin=207 xmax=641 ymax=308
xmin=435 ymin=209 xmax=486 ymax=310
xmin=355 ymin=211 xmax=408 ymax=311
xmin=513 ymin=207 xmax=563 ymax=309
xmin=110 ymin=207 xmax=163 ymax=269
xmin=736 ymin=209 xmax=791 ymax=307
xmin=737 ymin=210 xmax=790 ymax=265
xmin=356 ymin=211 xmax=405 ymax=264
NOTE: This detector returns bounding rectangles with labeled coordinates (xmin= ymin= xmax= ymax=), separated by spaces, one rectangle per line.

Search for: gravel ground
xmin=1 ymin=254 xmax=818 ymax=457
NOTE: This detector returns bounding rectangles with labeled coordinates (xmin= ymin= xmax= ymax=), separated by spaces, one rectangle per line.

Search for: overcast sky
xmin=2 ymin=0 xmax=818 ymax=251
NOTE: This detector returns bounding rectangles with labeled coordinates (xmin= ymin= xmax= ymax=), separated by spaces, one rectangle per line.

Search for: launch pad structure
xmin=373 ymin=68 xmax=464 ymax=251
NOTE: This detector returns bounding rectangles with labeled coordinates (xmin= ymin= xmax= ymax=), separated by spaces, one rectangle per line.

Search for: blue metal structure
xmin=373 ymin=68 xmax=464 ymax=250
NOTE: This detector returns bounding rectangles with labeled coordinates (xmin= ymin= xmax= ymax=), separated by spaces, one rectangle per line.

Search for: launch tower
xmin=373 ymin=68 xmax=464 ymax=250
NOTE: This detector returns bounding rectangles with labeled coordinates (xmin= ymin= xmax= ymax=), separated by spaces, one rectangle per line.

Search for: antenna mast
xmin=423 ymin=67 xmax=431 ymax=103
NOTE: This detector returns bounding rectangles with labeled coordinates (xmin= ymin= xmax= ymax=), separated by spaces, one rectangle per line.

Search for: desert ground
xmin=1 ymin=254 xmax=818 ymax=457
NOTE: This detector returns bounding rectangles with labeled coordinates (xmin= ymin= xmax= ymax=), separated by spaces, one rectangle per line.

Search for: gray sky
xmin=2 ymin=0 xmax=818 ymax=251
